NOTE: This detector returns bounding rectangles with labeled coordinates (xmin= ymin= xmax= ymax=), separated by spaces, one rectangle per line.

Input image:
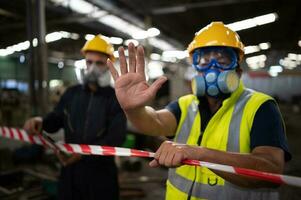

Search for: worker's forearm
xmin=125 ymin=106 xmax=168 ymax=136
xmin=199 ymin=148 xmax=282 ymax=188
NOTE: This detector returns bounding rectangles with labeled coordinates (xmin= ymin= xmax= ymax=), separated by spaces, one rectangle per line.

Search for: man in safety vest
xmin=107 ymin=22 xmax=291 ymax=199
xmin=24 ymin=35 xmax=126 ymax=200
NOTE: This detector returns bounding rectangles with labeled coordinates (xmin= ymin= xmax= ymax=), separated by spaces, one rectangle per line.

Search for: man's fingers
xmin=26 ymin=121 xmax=35 ymax=135
xmin=29 ymin=120 xmax=36 ymax=134
xmin=128 ymin=42 xmax=136 ymax=73
xmin=149 ymin=159 xmax=160 ymax=168
xmin=136 ymin=45 xmax=146 ymax=80
xmin=148 ymin=76 xmax=168 ymax=96
xmin=118 ymin=47 xmax=128 ymax=75
xmin=158 ymin=142 xmax=171 ymax=165
xmin=36 ymin=122 xmax=42 ymax=133
xmin=165 ymin=151 xmax=176 ymax=167
xmin=23 ymin=121 xmax=29 ymax=131
xmin=173 ymin=152 xmax=184 ymax=167
xmin=33 ymin=121 xmax=42 ymax=135
xmin=154 ymin=143 xmax=163 ymax=160
xmin=107 ymin=59 xmax=119 ymax=81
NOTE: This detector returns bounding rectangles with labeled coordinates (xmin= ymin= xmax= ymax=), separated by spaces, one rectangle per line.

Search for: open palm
xmin=107 ymin=42 xmax=167 ymax=111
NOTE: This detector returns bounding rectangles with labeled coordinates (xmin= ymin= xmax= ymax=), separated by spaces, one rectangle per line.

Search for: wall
xmin=242 ymin=73 xmax=301 ymax=102
xmin=0 ymin=56 xmax=78 ymax=89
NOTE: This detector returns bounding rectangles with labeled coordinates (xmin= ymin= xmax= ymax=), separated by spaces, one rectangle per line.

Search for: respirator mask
xmin=191 ymin=47 xmax=240 ymax=97
xmin=83 ymin=61 xmax=111 ymax=87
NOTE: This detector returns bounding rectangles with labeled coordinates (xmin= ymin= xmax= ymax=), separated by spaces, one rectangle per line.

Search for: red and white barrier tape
xmin=1 ymin=126 xmax=301 ymax=187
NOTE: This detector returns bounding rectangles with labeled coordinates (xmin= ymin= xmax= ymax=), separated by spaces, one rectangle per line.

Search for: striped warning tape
xmin=0 ymin=126 xmax=301 ymax=187
xmin=0 ymin=126 xmax=154 ymax=158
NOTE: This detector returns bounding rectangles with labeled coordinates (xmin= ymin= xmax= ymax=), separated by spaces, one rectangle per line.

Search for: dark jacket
xmin=43 ymin=84 xmax=126 ymax=200
xmin=43 ymin=84 xmax=126 ymax=164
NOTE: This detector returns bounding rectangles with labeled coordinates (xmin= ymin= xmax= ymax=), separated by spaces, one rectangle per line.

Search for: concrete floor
xmin=278 ymin=104 xmax=301 ymax=199
xmin=119 ymin=159 xmax=167 ymax=200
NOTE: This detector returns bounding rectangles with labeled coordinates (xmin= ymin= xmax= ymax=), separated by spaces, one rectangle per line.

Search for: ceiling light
xmin=162 ymin=50 xmax=188 ymax=60
xmin=49 ymin=79 xmax=63 ymax=88
xmin=259 ymin=42 xmax=271 ymax=50
xmin=246 ymin=54 xmax=267 ymax=64
xmin=244 ymin=45 xmax=260 ymax=54
xmin=248 ymin=63 xmax=260 ymax=70
xmin=147 ymin=61 xmax=164 ymax=79
xmin=268 ymin=71 xmax=278 ymax=77
xmin=253 ymin=13 xmax=278 ymax=25
xmin=99 ymin=15 xmax=144 ymax=38
xmin=280 ymin=58 xmax=297 ymax=69
xmin=288 ymin=53 xmax=297 ymax=60
xmin=45 ymin=32 xmax=63 ymax=43
xmin=244 ymin=42 xmax=271 ymax=55
xmin=85 ymin=34 xmax=95 ymax=41
xmin=150 ymin=53 xmax=161 ymax=61
xmin=58 ymin=61 xmax=64 ymax=69
xmin=124 ymin=39 xmax=139 ymax=46
xmin=227 ymin=19 xmax=256 ymax=32
xmin=19 ymin=55 xmax=25 ymax=63
xmin=113 ymin=51 xmax=119 ymax=58
xmin=132 ymin=31 xmax=148 ymax=40
xmin=0 ymin=31 xmax=76 ymax=57
xmin=109 ymin=37 xmax=123 ymax=45
xmin=90 ymin=10 xmax=107 ymax=18
xmin=227 ymin=13 xmax=278 ymax=31
xmin=69 ymin=0 xmax=94 ymax=14
xmin=269 ymin=65 xmax=283 ymax=73
xmin=161 ymin=56 xmax=177 ymax=63
xmin=147 ymin=28 xmax=160 ymax=37
xmin=13 ymin=41 xmax=30 ymax=52
xmin=246 ymin=54 xmax=267 ymax=69
xmin=148 ymin=38 xmax=176 ymax=51
xmin=131 ymin=28 xmax=160 ymax=40
xmin=70 ymin=33 xmax=80 ymax=40
xmin=50 ymin=0 xmax=174 ymax=52
xmin=33 ymin=38 xmax=38 ymax=47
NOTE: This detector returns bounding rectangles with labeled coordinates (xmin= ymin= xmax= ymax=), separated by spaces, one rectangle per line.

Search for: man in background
xmin=24 ymin=35 xmax=126 ymax=200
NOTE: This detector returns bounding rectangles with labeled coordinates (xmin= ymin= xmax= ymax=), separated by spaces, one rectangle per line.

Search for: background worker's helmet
xmin=187 ymin=22 xmax=245 ymax=62
xmin=81 ymin=35 xmax=115 ymax=61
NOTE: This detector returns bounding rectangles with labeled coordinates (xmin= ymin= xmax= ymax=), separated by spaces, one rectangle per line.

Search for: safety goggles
xmin=192 ymin=47 xmax=238 ymax=72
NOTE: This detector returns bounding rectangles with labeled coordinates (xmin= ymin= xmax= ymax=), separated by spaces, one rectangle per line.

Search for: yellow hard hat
xmin=81 ymin=35 xmax=115 ymax=61
xmin=187 ymin=22 xmax=244 ymax=62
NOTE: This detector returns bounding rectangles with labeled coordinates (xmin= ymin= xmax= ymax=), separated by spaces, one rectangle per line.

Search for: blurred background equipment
xmin=0 ymin=0 xmax=301 ymax=199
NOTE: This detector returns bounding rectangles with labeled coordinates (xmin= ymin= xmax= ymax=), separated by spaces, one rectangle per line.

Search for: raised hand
xmin=107 ymin=42 xmax=167 ymax=111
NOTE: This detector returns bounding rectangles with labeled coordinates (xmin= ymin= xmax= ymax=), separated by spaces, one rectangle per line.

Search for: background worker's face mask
xmin=83 ymin=62 xmax=111 ymax=87
xmin=191 ymin=47 xmax=240 ymax=97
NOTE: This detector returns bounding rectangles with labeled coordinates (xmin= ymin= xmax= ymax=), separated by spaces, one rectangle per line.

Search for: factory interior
xmin=0 ymin=0 xmax=301 ymax=199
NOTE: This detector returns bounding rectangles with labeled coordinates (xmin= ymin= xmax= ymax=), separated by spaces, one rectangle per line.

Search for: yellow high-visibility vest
xmin=166 ymin=82 xmax=280 ymax=200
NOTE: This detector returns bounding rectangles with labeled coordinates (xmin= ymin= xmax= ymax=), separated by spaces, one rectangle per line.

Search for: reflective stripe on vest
xmin=227 ymin=89 xmax=253 ymax=152
xmin=175 ymin=100 xmax=199 ymax=143
xmin=168 ymin=169 xmax=278 ymax=200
